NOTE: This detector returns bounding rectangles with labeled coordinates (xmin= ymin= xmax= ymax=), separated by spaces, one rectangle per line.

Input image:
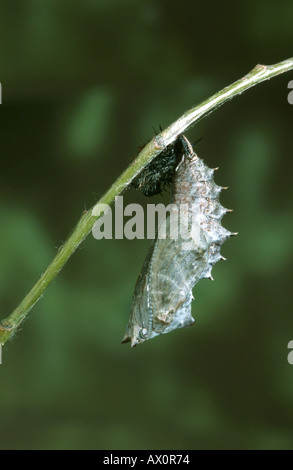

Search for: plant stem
xmin=1 ymin=57 xmax=293 ymax=346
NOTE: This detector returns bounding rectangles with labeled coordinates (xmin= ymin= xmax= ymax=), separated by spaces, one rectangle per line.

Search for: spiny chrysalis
xmin=123 ymin=135 xmax=235 ymax=347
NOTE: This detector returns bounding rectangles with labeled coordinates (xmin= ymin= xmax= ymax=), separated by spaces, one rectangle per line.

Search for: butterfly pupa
xmin=122 ymin=135 xmax=234 ymax=347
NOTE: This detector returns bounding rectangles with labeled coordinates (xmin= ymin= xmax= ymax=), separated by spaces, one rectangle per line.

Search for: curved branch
xmin=1 ymin=57 xmax=293 ymax=346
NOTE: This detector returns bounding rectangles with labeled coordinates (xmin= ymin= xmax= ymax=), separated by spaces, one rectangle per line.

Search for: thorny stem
xmin=1 ymin=58 xmax=293 ymax=346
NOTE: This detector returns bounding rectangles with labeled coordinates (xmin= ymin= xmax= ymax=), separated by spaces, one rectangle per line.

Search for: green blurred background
xmin=0 ymin=0 xmax=293 ymax=450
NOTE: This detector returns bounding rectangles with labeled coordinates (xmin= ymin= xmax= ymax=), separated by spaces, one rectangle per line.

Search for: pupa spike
xmin=131 ymin=338 xmax=139 ymax=348
xmin=121 ymin=334 xmax=130 ymax=344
